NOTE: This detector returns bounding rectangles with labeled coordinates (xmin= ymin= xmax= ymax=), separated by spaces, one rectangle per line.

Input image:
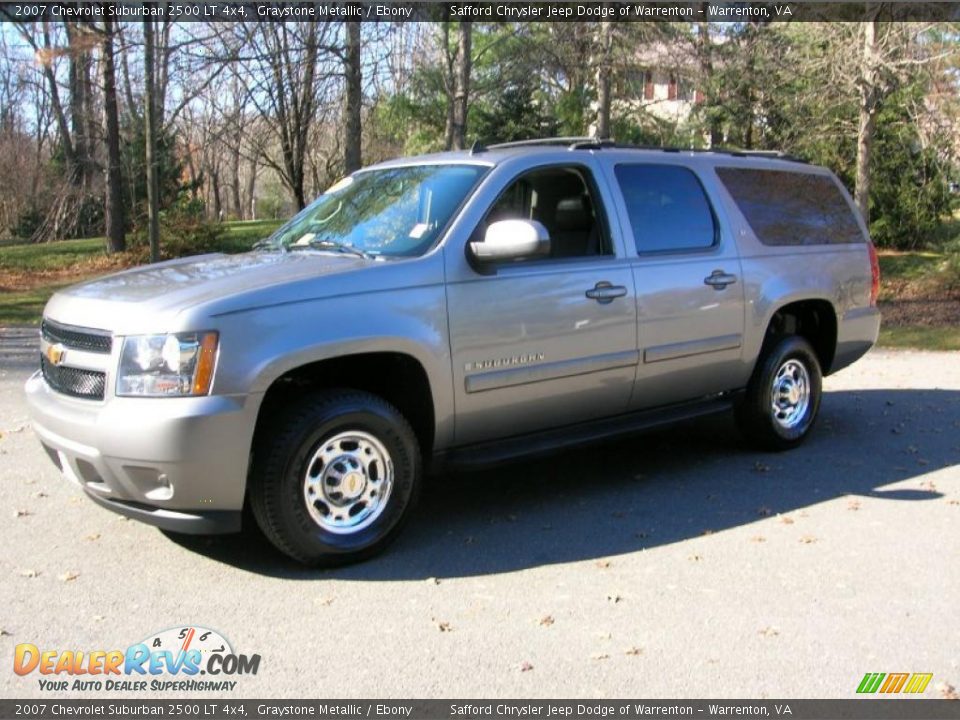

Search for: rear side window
xmin=614 ymin=165 xmax=717 ymax=253
xmin=716 ymin=167 xmax=865 ymax=246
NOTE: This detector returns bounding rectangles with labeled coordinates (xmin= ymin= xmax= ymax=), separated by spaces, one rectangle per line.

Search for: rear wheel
xmin=250 ymin=389 xmax=421 ymax=566
xmin=736 ymin=336 xmax=822 ymax=451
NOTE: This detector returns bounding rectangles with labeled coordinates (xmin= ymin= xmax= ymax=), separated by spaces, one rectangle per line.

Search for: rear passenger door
xmin=605 ymin=162 xmax=748 ymax=410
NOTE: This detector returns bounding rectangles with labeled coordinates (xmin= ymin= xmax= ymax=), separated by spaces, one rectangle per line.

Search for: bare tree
xmin=143 ymin=19 xmax=160 ymax=261
xmin=101 ymin=15 xmax=125 ymax=252
xmin=228 ymin=21 xmax=330 ymax=210
xmin=451 ymin=21 xmax=471 ymax=150
xmin=343 ymin=20 xmax=362 ymax=173
xmin=594 ymin=13 xmax=613 ymax=139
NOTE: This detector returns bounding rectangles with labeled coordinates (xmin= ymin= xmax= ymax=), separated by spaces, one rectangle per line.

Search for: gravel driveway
xmin=1 ymin=336 xmax=958 ymax=699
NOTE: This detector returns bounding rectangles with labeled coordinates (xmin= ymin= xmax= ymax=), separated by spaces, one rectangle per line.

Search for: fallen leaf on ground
xmin=624 ymin=647 xmax=643 ymax=656
xmin=538 ymin=616 xmax=555 ymax=627
xmin=59 ymin=571 xmax=79 ymax=582
xmin=799 ymin=536 xmax=817 ymax=544
xmin=591 ymin=653 xmax=610 ymax=661
xmin=85 ymin=533 xmax=101 ymax=541
xmin=758 ymin=627 xmax=780 ymax=637
xmin=779 ymin=515 xmax=795 ymax=525
xmin=433 ymin=619 xmax=453 ymax=632
xmin=0 ymin=628 xmax=11 ymax=636
xmin=14 ymin=509 xmax=30 ymax=518
xmin=19 ymin=569 xmax=38 ymax=578
xmin=519 ymin=661 xmax=534 ymax=672
xmin=607 ymin=595 xmax=623 ymax=604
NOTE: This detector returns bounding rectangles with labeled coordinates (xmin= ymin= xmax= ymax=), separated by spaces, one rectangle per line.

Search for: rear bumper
xmin=832 ymin=305 xmax=881 ymax=374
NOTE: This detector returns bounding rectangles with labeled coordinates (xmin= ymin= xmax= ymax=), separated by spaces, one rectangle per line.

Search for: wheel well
xmin=764 ymin=300 xmax=838 ymax=374
xmin=255 ymin=353 xmax=435 ymax=455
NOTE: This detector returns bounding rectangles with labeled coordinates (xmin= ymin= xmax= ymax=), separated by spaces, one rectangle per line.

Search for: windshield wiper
xmin=296 ymin=239 xmax=374 ymax=259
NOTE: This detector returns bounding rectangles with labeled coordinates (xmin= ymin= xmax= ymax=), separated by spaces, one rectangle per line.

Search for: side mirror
xmin=469 ymin=219 xmax=551 ymax=263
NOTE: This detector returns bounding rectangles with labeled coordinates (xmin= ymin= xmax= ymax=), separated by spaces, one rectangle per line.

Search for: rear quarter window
xmin=716 ymin=167 xmax=865 ymax=246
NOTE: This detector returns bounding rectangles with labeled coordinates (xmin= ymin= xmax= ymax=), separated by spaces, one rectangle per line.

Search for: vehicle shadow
xmin=165 ymin=388 xmax=959 ymax=579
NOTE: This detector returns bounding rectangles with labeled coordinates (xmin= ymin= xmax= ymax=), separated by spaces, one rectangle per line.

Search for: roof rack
xmin=486 ymin=136 xmax=600 ymax=150
xmin=481 ymin=137 xmax=807 ymax=163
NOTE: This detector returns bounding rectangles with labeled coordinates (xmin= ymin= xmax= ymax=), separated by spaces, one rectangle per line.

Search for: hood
xmin=44 ymin=250 xmax=367 ymax=333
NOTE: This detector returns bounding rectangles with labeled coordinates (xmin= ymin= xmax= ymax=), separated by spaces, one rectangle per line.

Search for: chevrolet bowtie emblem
xmin=46 ymin=343 xmax=66 ymax=366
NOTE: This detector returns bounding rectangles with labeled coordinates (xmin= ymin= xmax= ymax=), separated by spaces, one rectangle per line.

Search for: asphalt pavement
xmin=1 ymin=334 xmax=958 ymax=699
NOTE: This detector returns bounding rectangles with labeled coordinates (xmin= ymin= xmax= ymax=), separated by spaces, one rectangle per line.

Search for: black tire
xmin=735 ymin=336 xmax=823 ymax=451
xmin=250 ymin=389 xmax=421 ymax=566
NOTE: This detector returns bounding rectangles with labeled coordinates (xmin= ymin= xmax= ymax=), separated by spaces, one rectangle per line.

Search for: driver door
xmin=444 ymin=162 xmax=638 ymax=445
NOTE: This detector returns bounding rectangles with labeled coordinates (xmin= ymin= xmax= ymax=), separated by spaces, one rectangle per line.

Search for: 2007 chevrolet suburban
xmin=26 ymin=138 xmax=881 ymax=565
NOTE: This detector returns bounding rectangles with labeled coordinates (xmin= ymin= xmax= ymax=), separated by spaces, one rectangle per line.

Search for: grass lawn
xmin=0 ymin=219 xmax=283 ymax=326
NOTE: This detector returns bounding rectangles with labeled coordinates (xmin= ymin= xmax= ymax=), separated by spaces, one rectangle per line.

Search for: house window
xmin=643 ymin=71 xmax=654 ymax=100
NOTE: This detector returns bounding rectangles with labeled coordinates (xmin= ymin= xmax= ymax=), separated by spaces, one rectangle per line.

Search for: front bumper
xmin=25 ymin=370 xmax=258 ymax=534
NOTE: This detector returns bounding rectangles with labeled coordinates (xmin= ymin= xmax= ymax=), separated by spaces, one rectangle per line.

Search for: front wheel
xmin=735 ymin=336 xmax=823 ymax=451
xmin=250 ymin=390 xmax=421 ymax=566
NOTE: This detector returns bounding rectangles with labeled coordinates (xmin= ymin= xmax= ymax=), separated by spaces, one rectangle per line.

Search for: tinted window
xmin=615 ymin=165 xmax=717 ymax=253
xmin=716 ymin=167 xmax=865 ymax=246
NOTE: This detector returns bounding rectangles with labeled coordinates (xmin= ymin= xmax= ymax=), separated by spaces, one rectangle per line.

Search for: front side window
xmin=265 ymin=164 xmax=487 ymax=257
xmin=615 ymin=164 xmax=717 ymax=254
xmin=476 ymin=166 xmax=611 ymax=260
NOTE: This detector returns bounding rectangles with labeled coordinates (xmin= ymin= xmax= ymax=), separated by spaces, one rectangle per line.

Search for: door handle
xmin=585 ymin=282 xmax=628 ymax=304
xmin=704 ymin=270 xmax=737 ymax=290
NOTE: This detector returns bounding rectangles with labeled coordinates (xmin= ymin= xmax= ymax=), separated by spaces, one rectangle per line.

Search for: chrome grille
xmin=41 ymin=356 xmax=106 ymax=400
xmin=41 ymin=319 xmax=112 ymax=354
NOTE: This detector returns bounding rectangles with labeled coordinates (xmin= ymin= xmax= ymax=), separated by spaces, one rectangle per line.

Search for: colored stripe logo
xmin=857 ymin=672 xmax=933 ymax=694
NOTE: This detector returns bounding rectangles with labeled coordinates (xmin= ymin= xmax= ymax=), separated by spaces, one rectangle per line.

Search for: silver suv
xmin=25 ymin=139 xmax=881 ymax=565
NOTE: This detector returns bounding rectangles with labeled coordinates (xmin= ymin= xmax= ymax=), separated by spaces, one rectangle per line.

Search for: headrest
xmin=554 ymin=195 xmax=592 ymax=232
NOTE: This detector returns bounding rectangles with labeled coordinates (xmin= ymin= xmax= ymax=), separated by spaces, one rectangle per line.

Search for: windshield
xmin=265 ymin=164 xmax=488 ymax=257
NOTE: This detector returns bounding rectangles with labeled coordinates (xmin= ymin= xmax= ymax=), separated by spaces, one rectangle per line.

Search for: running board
xmin=432 ymin=393 xmax=740 ymax=472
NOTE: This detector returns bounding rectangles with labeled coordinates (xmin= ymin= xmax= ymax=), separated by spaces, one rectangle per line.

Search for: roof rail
xmin=482 ymin=137 xmax=807 ymax=163
xmin=487 ymin=136 xmax=598 ymax=150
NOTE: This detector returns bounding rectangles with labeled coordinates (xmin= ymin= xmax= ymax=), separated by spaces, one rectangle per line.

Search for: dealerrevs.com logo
xmin=13 ymin=626 xmax=260 ymax=693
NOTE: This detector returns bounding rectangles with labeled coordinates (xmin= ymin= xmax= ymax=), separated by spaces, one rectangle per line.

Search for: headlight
xmin=116 ymin=332 xmax=218 ymax=397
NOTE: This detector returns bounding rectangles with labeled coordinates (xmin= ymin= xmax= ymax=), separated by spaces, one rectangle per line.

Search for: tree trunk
xmin=143 ymin=19 xmax=160 ymax=263
xmin=855 ymin=16 xmax=880 ymax=224
xmin=697 ymin=15 xmax=722 ymax=148
xmin=441 ymin=17 xmax=455 ymax=150
xmin=246 ymin=154 xmax=258 ymax=221
xmin=230 ymin=143 xmax=242 ymax=219
xmin=595 ymin=14 xmax=613 ymax=139
xmin=451 ymin=22 xmax=471 ymax=150
xmin=343 ymin=19 xmax=362 ymax=174
xmin=101 ymin=16 xmax=125 ymax=253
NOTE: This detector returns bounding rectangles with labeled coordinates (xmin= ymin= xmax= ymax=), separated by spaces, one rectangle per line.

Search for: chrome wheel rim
xmin=302 ymin=430 xmax=394 ymax=534
xmin=771 ymin=359 xmax=811 ymax=430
